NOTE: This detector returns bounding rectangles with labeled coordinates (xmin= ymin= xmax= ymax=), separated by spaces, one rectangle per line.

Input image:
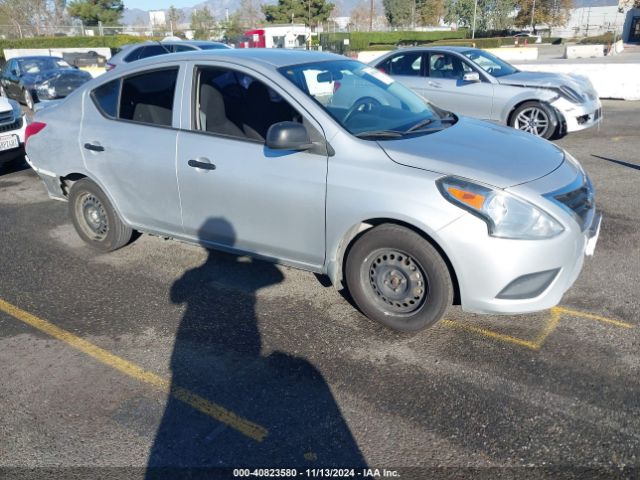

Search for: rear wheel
xmin=68 ymin=179 xmax=132 ymax=252
xmin=345 ymin=224 xmax=453 ymax=333
xmin=510 ymin=101 xmax=557 ymax=139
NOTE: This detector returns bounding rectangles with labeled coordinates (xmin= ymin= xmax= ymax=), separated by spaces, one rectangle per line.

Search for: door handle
xmin=427 ymin=81 xmax=442 ymax=88
xmin=188 ymin=159 xmax=216 ymax=170
xmin=84 ymin=143 xmax=104 ymax=152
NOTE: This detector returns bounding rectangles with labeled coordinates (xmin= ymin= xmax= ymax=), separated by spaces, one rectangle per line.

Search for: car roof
xmin=13 ymin=56 xmax=62 ymax=61
xmin=393 ymin=45 xmax=474 ymax=53
xmin=115 ymin=48 xmax=346 ymax=71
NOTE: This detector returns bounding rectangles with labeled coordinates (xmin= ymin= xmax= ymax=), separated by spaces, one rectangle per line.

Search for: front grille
xmin=0 ymin=110 xmax=13 ymax=123
xmin=0 ymin=117 xmax=22 ymax=133
xmin=553 ymin=180 xmax=593 ymax=230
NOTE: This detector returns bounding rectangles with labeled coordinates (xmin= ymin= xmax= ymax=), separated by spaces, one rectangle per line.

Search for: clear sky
xmin=124 ymin=0 xmax=195 ymax=10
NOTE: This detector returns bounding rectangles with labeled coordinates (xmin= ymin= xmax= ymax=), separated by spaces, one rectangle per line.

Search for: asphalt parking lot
xmin=0 ymin=100 xmax=638 ymax=479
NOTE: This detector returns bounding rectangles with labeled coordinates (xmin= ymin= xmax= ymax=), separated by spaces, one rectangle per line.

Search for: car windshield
xmin=279 ymin=59 xmax=453 ymax=138
xmin=18 ymin=58 xmax=72 ymax=74
xmin=197 ymin=43 xmax=229 ymax=50
xmin=462 ymin=50 xmax=518 ymax=78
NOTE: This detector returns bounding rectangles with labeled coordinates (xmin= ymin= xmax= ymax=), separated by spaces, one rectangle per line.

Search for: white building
xmin=550 ymin=0 xmax=637 ymax=40
xmin=149 ymin=10 xmax=167 ymax=27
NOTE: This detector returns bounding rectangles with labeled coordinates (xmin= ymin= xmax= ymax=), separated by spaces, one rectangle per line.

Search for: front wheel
xmin=68 ymin=179 xmax=133 ymax=252
xmin=23 ymin=88 xmax=34 ymax=110
xmin=509 ymin=101 xmax=557 ymax=139
xmin=345 ymin=224 xmax=453 ymax=333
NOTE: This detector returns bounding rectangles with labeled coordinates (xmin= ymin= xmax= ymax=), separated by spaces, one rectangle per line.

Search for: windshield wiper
xmin=355 ymin=130 xmax=404 ymax=139
xmin=439 ymin=113 xmax=457 ymax=123
xmin=406 ymin=118 xmax=434 ymax=133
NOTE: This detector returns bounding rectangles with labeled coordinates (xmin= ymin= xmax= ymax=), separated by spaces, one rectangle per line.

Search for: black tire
xmin=68 ymin=178 xmax=132 ymax=252
xmin=22 ymin=88 xmax=34 ymax=110
xmin=509 ymin=101 xmax=557 ymax=139
xmin=345 ymin=224 xmax=453 ymax=333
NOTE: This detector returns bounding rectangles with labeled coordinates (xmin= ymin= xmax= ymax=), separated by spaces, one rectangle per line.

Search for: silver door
xmin=79 ymin=66 xmax=184 ymax=234
xmin=176 ymin=64 xmax=327 ymax=269
xmin=422 ymin=52 xmax=495 ymax=120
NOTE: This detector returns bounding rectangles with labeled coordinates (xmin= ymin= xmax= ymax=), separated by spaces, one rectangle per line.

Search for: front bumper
xmin=552 ymin=97 xmax=602 ymax=133
xmin=436 ymin=160 xmax=600 ymax=315
xmin=0 ymin=115 xmax=27 ymax=164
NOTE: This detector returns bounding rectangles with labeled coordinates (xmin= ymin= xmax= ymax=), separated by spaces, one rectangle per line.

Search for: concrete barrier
xmin=564 ymin=44 xmax=604 ymax=59
xmin=4 ymin=47 xmax=112 ymax=61
xmin=518 ymin=63 xmax=640 ymax=100
xmin=486 ymin=47 xmax=538 ymax=62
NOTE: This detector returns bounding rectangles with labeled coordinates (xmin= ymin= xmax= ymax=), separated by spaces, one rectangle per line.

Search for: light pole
xmin=471 ymin=0 xmax=478 ymax=39
xmin=530 ymin=0 xmax=536 ymax=32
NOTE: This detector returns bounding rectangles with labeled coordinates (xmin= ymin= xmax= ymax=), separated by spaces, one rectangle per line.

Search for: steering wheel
xmin=343 ymin=97 xmax=381 ymax=124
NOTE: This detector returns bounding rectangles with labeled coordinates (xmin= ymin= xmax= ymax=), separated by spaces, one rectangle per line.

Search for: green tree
xmin=418 ymin=0 xmax=446 ymax=25
xmin=221 ymin=12 xmax=245 ymax=42
xmin=262 ymin=0 xmax=334 ymax=26
xmin=382 ymin=0 xmax=413 ymax=26
xmin=191 ymin=5 xmax=215 ymax=39
xmin=167 ymin=5 xmax=184 ymax=32
xmin=513 ymin=0 xmax=572 ymax=29
xmin=67 ymin=0 xmax=124 ymax=26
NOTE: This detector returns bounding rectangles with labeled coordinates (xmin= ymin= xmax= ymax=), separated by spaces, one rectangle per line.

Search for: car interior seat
xmin=199 ymin=84 xmax=245 ymax=137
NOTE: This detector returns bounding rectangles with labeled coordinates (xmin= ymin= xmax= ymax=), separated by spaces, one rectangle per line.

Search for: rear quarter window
xmin=91 ymin=79 xmax=120 ymax=118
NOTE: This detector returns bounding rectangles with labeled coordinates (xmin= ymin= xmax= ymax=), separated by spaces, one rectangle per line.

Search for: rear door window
xmin=119 ymin=68 xmax=178 ymax=127
xmin=378 ymin=52 xmax=423 ymax=77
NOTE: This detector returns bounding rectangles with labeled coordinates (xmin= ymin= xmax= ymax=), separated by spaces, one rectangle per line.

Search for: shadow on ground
xmin=146 ymin=218 xmax=366 ymax=478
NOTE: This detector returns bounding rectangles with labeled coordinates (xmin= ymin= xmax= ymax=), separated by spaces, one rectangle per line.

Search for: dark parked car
xmin=0 ymin=56 xmax=92 ymax=110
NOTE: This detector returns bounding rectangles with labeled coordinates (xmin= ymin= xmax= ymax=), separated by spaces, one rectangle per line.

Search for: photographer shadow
xmin=146 ymin=218 xmax=366 ymax=477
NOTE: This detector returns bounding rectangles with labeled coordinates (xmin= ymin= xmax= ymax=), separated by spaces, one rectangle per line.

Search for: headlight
xmin=557 ymin=86 xmax=584 ymax=104
xmin=36 ymin=83 xmax=56 ymax=99
xmin=437 ymin=176 xmax=564 ymax=239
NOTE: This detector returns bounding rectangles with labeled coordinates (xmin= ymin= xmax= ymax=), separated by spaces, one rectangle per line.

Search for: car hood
xmin=378 ymin=117 xmax=565 ymax=188
xmin=0 ymin=95 xmax=14 ymax=114
xmin=497 ymin=71 xmax=597 ymax=99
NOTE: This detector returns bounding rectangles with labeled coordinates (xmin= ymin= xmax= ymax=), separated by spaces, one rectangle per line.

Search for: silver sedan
xmin=25 ymin=49 xmax=600 ymax=332
xmin=372 ymin=46 xmax=602 ymax=139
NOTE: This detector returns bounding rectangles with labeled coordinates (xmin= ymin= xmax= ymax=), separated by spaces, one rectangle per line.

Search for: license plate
xmin=585 ymin=216 xmax=601 ymax=257
xmin=0 ymin=134 xmax=19 ymax=152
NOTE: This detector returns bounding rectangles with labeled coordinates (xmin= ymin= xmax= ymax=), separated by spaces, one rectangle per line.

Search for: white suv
xmin=0 ymin=95 xmax=27 ymax=169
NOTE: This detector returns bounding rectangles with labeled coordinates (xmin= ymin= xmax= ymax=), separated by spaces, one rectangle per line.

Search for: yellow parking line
xmin=0 ymin=298 xmax=268 ymax=442
xmin=531 ymin=308 xmax=562 ymax=348
xmin=553 ymin=306 xmax=634 ymax=329
xmin=441 ymin=319 xmax=540 ymax=350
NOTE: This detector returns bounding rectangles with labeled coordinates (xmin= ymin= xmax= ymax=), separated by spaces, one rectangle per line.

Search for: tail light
xmin=25 ymin=121 xmax=46 ymax=146
xmin=333 ymin=81 xmax=341 ymax=93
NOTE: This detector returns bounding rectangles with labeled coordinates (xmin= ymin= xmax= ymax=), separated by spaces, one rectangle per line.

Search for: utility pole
xmin=472 ymin=0 xmax=478 ymax=39
xmin=530 ymin=0 xmax=536 ymax=32
xmin=369 ymin=0 xmax=374 ymax=31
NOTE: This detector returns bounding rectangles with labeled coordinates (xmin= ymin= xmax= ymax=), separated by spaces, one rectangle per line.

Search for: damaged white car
xmin=373 ymin=46 xmax=602 ymax=139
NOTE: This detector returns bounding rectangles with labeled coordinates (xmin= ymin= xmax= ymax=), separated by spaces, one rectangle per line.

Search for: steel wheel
xmin=345 ymin=224 xmax=453 ymax=332
xmin=75 ymin=192 xmax=109 ymax=241
xmin=363 ymin=248 xmax=428 ymax=315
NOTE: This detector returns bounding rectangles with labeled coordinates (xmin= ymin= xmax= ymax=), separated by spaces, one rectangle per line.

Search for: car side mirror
xmin=266 ymin=121 xmax=313 ymax=151
xmin=462 ymin=72 xmax=480 ymax=83
xmin=11 ymin=69 xmax=18 ymax=76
